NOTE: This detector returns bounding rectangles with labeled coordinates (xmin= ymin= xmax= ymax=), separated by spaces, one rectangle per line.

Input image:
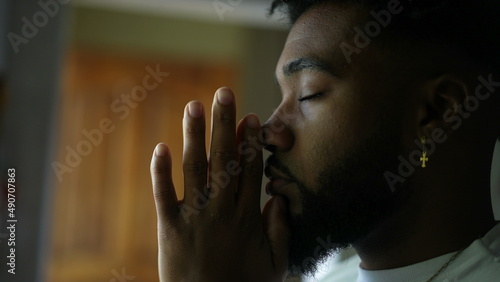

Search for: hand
xmin=150 ymin=87 xmax=290 ymax=282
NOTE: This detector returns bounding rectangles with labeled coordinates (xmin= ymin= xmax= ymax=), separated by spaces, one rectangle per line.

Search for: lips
xmin=264 ymin=165 xmax=294 ymax=196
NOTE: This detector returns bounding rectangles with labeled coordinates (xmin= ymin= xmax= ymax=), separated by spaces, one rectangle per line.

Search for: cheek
xmin=291 ymin=97 xmax=384 ymax=187
xmin=298 ymin=98 xmax=366 ymax=154
xmin=291 ymin=113 xmax=340 ymax=188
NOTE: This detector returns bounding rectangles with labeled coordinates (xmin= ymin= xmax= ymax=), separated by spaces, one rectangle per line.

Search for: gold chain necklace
xmin=426 ymin=248 xmax=465 ymax=282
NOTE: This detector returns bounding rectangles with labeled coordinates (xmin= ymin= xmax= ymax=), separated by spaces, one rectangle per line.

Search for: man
xmin=150 ymin=0 xmax=500 ymax=281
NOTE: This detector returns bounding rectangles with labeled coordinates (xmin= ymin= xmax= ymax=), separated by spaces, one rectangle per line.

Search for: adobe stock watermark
xmin=340 ymin=0 xmax=410 ymax=63
xmin=384 ymin=74 xmax=500 ymax=192
xmin=52 ymin=65 xmax=170 ymax=183
xmin=7 ymin=0 xmax=72 ymax=54
xmin=109 ymin=267 xmax=135 ymax=282
xmin=179 ymin=107 xmax=297 ymax=224
xmin=213 ymin=0 xmax=242 ymax=21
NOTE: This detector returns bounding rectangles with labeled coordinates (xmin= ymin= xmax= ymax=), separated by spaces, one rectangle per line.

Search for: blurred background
xmin=0 ymin=0 xmax=290 ymax=281
xmin=0 ymin=1 xmax=499 ymax=282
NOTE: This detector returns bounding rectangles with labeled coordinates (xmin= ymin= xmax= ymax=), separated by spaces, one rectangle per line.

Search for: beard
xmin=266 ymin=110 xmax=413 ymax=276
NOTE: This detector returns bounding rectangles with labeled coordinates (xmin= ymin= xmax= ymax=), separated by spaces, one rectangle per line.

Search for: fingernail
xmin=155 ymin=143 xmax=168 ymax=157
xmin=217 ymin=88 xmax=233 ymax=105
xmin=247 ymin=114 xmax=259 ymax=129
xmin=188 ymin=101 xmax=203 ymax=118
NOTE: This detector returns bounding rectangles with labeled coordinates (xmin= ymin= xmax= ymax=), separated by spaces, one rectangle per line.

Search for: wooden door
xmin=47 ymin=48 xmax=239 ymax=282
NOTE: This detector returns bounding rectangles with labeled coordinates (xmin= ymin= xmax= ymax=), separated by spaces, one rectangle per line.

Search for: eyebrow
xmin=281 ymin=57 xmax=340 ymax=78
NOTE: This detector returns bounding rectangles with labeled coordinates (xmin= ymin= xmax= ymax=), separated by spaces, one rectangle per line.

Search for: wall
xmin=0 ymin=0 xmax=67 ymax=281
xmin=68 ymin=5 xmax=287 ymax=119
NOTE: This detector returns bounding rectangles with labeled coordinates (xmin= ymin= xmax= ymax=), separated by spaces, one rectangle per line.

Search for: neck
xmin=354 ymin=159 xmax=497 ymax=270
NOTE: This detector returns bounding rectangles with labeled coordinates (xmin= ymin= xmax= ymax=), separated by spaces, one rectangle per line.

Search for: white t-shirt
xmin=304 ymin=223 xmax=500 ymax=282
xmin=303 ymin=247 xmax=361 ymax=282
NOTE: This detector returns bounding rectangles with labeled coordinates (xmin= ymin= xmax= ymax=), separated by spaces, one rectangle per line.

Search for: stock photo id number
xmin=5 ymin=168 xmax=17 ymax=275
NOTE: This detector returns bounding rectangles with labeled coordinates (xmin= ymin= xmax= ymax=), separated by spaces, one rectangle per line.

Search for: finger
xmin=182 ymin=101 xmax=209 ymax=209
xmin=236 ymin=114 xmax=263 ymax=213
xmin=151 ymin=143 xmax=179 ymax=223
xmin=263 ymin=196 xmax=290 ymax=276
xmin=208 ymin=87 xmax=237 ymax=208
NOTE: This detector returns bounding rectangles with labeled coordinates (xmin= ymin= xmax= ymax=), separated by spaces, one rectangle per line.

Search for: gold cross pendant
xmin=420 ymin=151 xmax=429 ymax=168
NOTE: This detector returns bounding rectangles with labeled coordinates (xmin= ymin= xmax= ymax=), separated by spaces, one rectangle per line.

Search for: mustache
xmin=265 ymin=155 xmax=297 ymax=182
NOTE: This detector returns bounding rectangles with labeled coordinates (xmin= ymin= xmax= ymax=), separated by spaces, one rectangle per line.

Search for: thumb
xmin=263 ymin=196 xmax=290 ymax=277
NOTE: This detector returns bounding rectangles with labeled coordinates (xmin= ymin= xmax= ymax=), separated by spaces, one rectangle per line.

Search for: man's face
xmin=264 ymin=3 xmax=418 ymax=275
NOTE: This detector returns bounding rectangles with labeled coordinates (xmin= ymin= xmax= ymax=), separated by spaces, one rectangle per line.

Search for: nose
xmin=261 ymin=107 xmax=295 ymax=153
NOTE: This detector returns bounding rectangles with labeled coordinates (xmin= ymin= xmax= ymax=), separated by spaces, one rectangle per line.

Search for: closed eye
xmin=298 ymin=92 xmax=324 ymax=102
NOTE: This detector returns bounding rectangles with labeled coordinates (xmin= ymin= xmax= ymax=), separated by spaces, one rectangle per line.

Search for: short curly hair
xmin=269 ymin=0 xmax=500 ymax=73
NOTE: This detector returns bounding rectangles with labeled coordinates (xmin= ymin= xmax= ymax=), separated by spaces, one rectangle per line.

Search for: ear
xmin=417 ymin=74 xmax=469 ymax=137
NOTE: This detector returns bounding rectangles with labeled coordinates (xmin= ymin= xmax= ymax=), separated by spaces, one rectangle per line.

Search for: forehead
xmin=277 ymin=3 xmax=366 ymax=75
